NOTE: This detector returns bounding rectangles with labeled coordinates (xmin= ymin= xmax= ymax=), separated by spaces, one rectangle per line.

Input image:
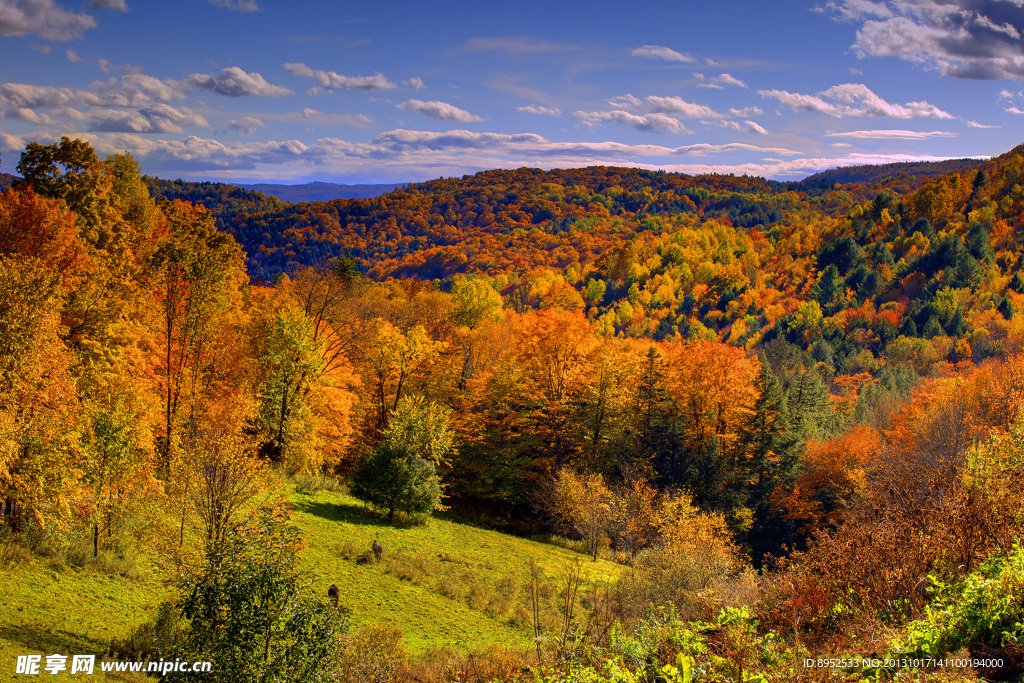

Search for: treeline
xmin=147 ymin=165 xmax=854 ymax=282
xmin=798 ymin=157 xmax=982 ymax=192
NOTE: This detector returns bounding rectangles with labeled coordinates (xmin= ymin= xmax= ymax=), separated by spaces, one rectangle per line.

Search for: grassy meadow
xmin=0 ymin=478 xmax=622 ymax=679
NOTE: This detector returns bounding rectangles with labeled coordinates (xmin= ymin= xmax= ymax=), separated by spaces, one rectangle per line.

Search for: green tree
xmin=350 ymin=442 xmax=441 ymax=523
xmin=737 ymin=358 xmax=800 ymax=561
xmin=255 ymin=306 xmax=321 ymax=470
xmin=383 ymin=394 xmax=455 ymax=468
xmin=16 ymin=137 xmax=103 ymax=226
xmin=80 ymin=389 xmax=149 ymax=558
xmin=812 ymin=264 xmax=842 ymax=314
xmin=450 ymin=275 xmax=504 ymax=329
xmin=169 ymin=506 xmax=347 ymax=682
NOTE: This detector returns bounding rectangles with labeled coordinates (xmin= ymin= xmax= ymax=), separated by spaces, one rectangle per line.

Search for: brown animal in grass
xmin=372 ymin=539 xmax=383 ymax=564
xmin=328 ymin=584 xmax=339 ymax=606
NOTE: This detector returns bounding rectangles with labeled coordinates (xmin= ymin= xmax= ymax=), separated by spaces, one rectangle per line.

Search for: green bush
xmin=166 ymin=506 xmax=349 ymax=682
xmin=890 ymin=543 xmax=1024 ymax=671
xmin=349 ymin=442 xmax=441 ymax=523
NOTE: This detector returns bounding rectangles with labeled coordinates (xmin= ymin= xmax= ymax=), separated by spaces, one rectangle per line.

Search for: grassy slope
xmin=0 ymin=550 xmax=166 ymax=682
xmin=0 ymin=487 xmax=621 ymax=678
xmin=291 ymin=489 xmax=622 ymax=653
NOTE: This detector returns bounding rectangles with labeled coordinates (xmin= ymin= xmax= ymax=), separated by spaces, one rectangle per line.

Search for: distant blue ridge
xmin=237 ymin=181 xmax=407 ymax=202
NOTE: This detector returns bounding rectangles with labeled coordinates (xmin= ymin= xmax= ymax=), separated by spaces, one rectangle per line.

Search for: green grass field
xmin=0 ymin=485 xmax=622 ymax=679
xmin=291 ymin=489 xmax=622 ymax=653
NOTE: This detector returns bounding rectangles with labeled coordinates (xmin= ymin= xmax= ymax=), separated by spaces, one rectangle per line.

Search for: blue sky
xmin=1 ymin=0 xmax=1022 ymax=183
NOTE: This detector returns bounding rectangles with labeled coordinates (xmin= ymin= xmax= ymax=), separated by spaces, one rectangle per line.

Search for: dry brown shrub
xmin=407 ymin=646 xmax=533 ymax=683
xmin=334 ymin=623 xmax=408 ymax=683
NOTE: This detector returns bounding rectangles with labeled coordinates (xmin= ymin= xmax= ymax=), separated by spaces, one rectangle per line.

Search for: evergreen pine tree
xmin=998 ymin=296 xmax=1015 ymax=320
xmin=813 ymin=264 xmax=842 ymax=313
xmin=966 ymin=222 xmax=993 ymax=263
xmin=1009 ymin=272 xmax=1024 ymax=294
xmin=738 ymin=358 xmax=801 ymax=563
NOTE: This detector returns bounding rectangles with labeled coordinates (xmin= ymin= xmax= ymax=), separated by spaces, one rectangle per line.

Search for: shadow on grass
xmin=292 ymin=498 xmax=433 ymax=530
xmin=0 ymin=623 xmax=108 ymax=656
xmin=292 ymin=499 xmax=385 ymax=527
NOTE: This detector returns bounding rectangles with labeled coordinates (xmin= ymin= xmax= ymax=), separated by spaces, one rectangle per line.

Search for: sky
xmin=1 ymin=0 xmax=1023 ymax=184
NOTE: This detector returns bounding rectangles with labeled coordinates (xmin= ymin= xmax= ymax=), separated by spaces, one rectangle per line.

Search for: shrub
xmin=889 ymin=543 xmax=1024 ymax=678
xmin=334 ymin=624 xmax=408 ymax=683
xmin=165 ymin=505 xmax=349 ymax=682
xmin=349 ymin=442 xmax=441 ymax=523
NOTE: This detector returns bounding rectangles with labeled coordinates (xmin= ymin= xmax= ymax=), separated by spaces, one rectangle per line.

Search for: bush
xmin=889 ymin=543 xmax=1024 ymax=677
xmin=165 ymin=505 xmax=349 ymax=682
xmin=612 ymin=498 xmax=741 ymax=622
xmin=349 ymin=442 xmax=441 ymax=523
xmin=334 ymin=624 xmax=408 ymax=683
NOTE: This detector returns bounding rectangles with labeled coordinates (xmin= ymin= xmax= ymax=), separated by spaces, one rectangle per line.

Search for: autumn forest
xmin=2 ymin=137 xmax=1024 ymax=681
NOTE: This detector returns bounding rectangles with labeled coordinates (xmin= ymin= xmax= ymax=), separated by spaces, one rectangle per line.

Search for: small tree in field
xmin=349 ymin=442 xmax=441 ymax=523
xmin=546 ymin=468 xmax=614 ymax=560
xmin=168 ymin=506 xmax=348 ymax=683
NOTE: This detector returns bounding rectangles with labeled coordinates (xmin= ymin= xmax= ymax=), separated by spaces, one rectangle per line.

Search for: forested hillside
xmin=3 ymin=137 xmax=1023 ymax=681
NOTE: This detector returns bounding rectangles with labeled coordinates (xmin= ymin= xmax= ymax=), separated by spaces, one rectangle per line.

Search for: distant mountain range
xmin=237 ymin=181 xmax=407 ymax=202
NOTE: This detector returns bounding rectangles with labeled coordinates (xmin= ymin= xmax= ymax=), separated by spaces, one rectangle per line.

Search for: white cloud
xmin=284 ymin=62 xmax=397 ymax=91
xmin=120 ymin=73 xmax=189 ymax=100
xmin=209 ymin=0 xmax=260 ymax=11
xmin=826 ymin=128 xmax=957 ymax=139
xmin=30 ymin=41 xmax=49 ymax=52
xmin=729 ymin=106 xmax=764 ymax=117
xmin=397 ymin=99 xmax=484 ymax=122
xmin=26 ymin=127 xmax=889 ymax=182
xmin=293 ymin=108 xmax=372 ymax=126
xmin=574 ymin=109 xmax=690 ymax=134
xmin=759 ymin=82 xmax=953 ymax=118
xmin=81 ymin=104 xmax=208 ymax=133
xmin=698 ymin=73 xmax=748 ymax=89
xmin=822 ymin=83 xmax=953 ymax=117
xmin=966 ymin=120 xmax=999 ymax=128
xmin=464 ymin=36 xmax=573 ymax=53
xmin=225 ymin=116 xmax=264 ymax=135
xmin=645 ymin=95 xmax=723 ymax=118
xmin=403 ymin=76 xmax=425 ymax=90
xmin=0 ymin=0 xmax=96 ymax=40
xmin=65 ymin=47 xmax=80 ymax=62
xmin=1007 ymin=106 xmax=1024 ymax=114
xmin=825 ymin=0 xmax=1024 ymax=80
xmin=631 ymin=44 xmax=696 ymax=63
xmin=576 ymin=94 xmax=758 ymax=135
xmin=673 ymin=142 xmax=796 ymax=156
xmin=135 ymin=103 xmax=209 ymax=132
xmin=518 ymin=105 xmax=562 ymax=116
xmin=715 ymin=73 xmax=748 ymax=88
xmin=823 ymin=0 xmax=894 ymax=22
xmin=5 ymin=106 xmax=53 ymax=124
xmin=187 ymin=67 xmax=291 ymax=97
xmin=0 ymin=82 xmax=99 ymax=108
xmin=745 ymin=120 xmax=768 ymax=134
